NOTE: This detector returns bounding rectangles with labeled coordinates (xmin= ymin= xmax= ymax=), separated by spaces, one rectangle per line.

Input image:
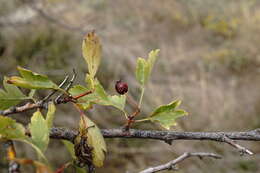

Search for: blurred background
xmin=0 ymin=0 xmax=260 ymax=172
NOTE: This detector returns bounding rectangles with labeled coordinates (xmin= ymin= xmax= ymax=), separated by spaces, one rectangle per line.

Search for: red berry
xmin=115 ymin=80 xmax=128 ymax=95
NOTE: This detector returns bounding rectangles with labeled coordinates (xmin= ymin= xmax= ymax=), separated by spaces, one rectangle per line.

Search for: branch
xmin=139 ymin=152 xmax=222 ymax=173
xmin=222 ymin=136 xmax=253 ymax=155
xmin=48 ymin=127 xmax=260 ymax=154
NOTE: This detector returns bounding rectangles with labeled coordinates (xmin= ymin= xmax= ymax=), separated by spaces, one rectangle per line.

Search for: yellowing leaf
xmin=7 ymin=66 xmax=59 ymax=90
xmin=77 ymin=115 xmax=107 ymax=167
xmin=0 ymin=116 xmax=48 ymax=162
xmin=82 ymin=31 xmax=101 ymax=78
xmin=136 ymin=58 xmax=149 ymax=85
xmin=0 ymin=115 xmax=27 ymax=140
xmin=46 ymin=102 xmax=56 ymax=130
xmin=29 ymin=111 xmax=49 ymax=152
xmin=148 ymin=100 xmax=187 ymax=129
xmin=0 ymin=77 xmax=28 ymax=110
xmin=135 ymin=49 xmax=160 ymax=85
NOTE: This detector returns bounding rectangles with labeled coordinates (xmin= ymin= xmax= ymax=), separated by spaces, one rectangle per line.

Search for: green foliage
xmin=0 ymin=115 xmax=47 ymax=162
xmin=139 ymin=100 xmax=187 ymax=129
xmin=29 ymin=111 xmax=50 ymax=152
xmin=0 ymin=30 xmax=188 ymax=172
xmin=69 ymin=81 xmax=126 ymax=112
xmin=135 ymin=49 xmax=160 ymax=86
xmin=7 ymin=67 xmax=60 ymax=90
xmin=0 ymin=116 xmax=27 ymax=140
xmin=0 ymin=77 xmax=28 ymax=110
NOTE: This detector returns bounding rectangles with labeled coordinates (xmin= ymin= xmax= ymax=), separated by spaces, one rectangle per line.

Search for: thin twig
xmin=5 ymin=141 xmax=20 ymax=173
xmin=55 ymin=69 xmax=77 ymax=104
xmin=139 ymin=152 xmax=222 ymax=173
xmin=124 ymin=94 xmax=141 ymax=130
xmin=222 ymin=135 xmax=254 ymax=155
xmin=42 ymin=75 xmax=69 ymax=102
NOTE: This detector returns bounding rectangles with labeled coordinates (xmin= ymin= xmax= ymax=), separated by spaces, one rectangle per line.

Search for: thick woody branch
xmin=49 ymin=127 xmax=260 ymax=154
xmin=139 ymin=152 xmax=222 ymax=173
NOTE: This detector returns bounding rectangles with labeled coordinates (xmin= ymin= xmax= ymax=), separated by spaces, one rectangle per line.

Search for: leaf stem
xmin=135 ymin=118 xmax=149 ymax=123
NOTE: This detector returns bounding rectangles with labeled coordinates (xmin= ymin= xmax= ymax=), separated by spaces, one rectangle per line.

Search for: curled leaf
xmin=75 ymin=114 xmax=107 ymax=168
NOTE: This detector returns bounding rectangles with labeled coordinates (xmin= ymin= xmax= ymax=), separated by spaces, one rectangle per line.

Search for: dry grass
xmin=0 ymin=0 xmax=259 ymax=172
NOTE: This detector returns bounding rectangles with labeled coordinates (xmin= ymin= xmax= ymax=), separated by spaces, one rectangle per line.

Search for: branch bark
xmin=49 ymin=127 xmax=260 ymax=142
xmin=48 ymin=127 xmax=260 ymax=155
xmin=139 ymin=152 xmax=222 ymax=173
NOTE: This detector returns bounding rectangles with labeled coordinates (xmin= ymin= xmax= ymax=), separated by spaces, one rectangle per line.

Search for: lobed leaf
xmin=29 ymin=111 xmax=49 ymax=152
xmin=69 ymin=82 xmax=126 ymax=112
xmin=0 ymin=116 xmax=48 ymax=162
xmin=7 ymin=66 xmax=59 ymax=90
xmin=82 ymin=31 xmax=101 ymax=78
xmin=0 ymin=77 xmax=28 ymax=110
xmin=0 ymin=115 xmax=27 ymax=140
xmin=135 ymin=49 xmax=160 ymax=85
xmin=148 ymin=100 xmax=188 ymax=129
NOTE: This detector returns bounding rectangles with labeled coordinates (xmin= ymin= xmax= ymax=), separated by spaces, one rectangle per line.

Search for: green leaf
xmin=0 ymin=115 xmax=27 ymax=140
xmin=75 ymin=166 xmax=86 ymax=173
xmin=0 ymin=116 xmax=48 ymax=162
xmin=69 ymin=82 xmax=126 ymax=112
xmin=147 ymin=100 xmax=187 ymax=129
xmin=69 ymin=85 xmax=96 ymax=110
xmin=136 ymin=58 xmax=149 ymax=85
xmin=77 ymin=114 xmax=107 ymax=167
xmin=0 ymin=77 xmax=28 ymax=110
xmin=94 ymin=80 xmax=126 ymax=111
xmin=62 ymin=140 xmax=86 ymax=173
xmin=62 ymin=140 xmax=76 ymax=159
xmin=29 ymin=111 xmax=49 ymax=152
xmin=135 ymin=49 xmax=160 ymax=85
xmin=82 ymin=31 xmax=102 ymax=78
xmin=7 ymin=66 xmax=59 ymax=90
xmin=147 ymin=49 xmax=160 ymax=72
xmin=107 ymin=95 xmax=126 ymax=111
xmin=46 ymin=102 xmax=56 ymax=130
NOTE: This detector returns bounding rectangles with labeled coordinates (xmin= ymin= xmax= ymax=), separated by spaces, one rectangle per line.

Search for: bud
xmin=115 ymin=80 xmax=128 ymax=95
